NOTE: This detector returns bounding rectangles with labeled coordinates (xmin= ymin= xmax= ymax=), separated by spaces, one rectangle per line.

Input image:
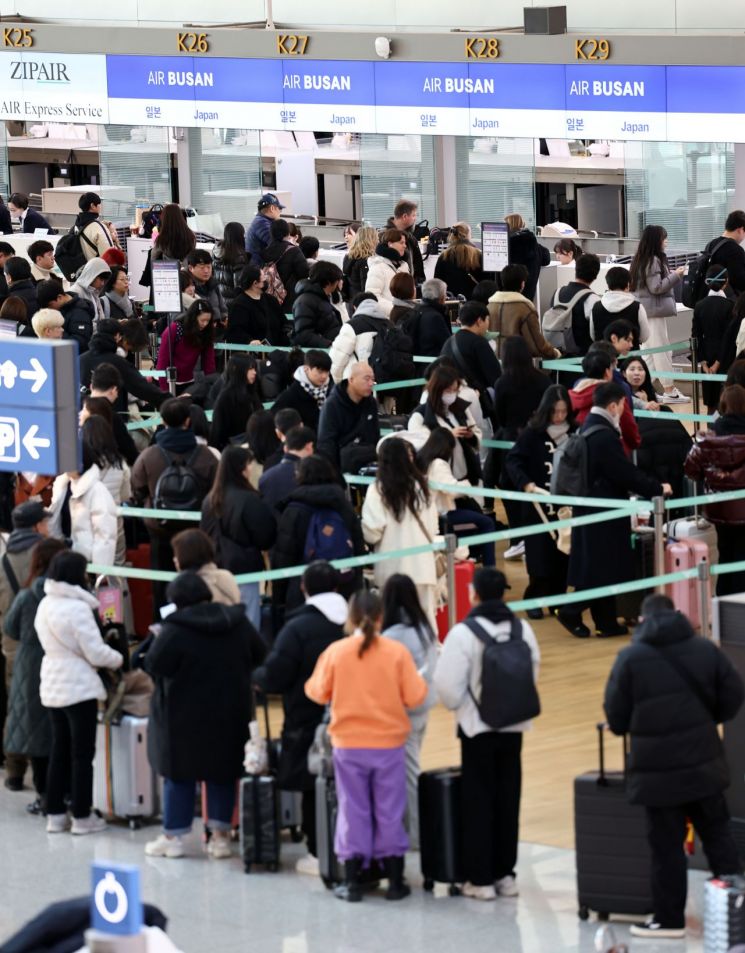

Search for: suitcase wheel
xmin=578 ymin=905 xmax=589 ymax=921
xmin=597 ymin=911 xmax=609 ymax=921
xmin=423 ymin=878 xmax=434 ymax=892
xmin=128 ymin=817 xmax=142 ymax=831
xmin=289 ymin=826 xmax=303 ymax=843
xmin=448 ymin=884 xmax=461 ymax=897
xmin=322 ymin=876 xmax=335 ymax=890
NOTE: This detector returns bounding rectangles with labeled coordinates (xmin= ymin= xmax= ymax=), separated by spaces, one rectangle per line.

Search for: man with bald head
xmin=317 ymin=361 xmax=380 ymax=472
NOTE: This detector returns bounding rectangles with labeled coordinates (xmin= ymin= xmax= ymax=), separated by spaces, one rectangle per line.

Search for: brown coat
xmin=684 ymin=431 xmax=745 ymax=524
xmin=487 ymin=291 xmax=557 ymax=360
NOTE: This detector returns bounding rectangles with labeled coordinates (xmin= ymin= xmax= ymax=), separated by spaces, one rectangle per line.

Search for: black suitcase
xmin=418 ymin=767 xmax=463 ymax=895
xmin=574 ymin=724 xmax=653 ymax=920
xmin=316 ymin=774 xmax=341 ymax=889
xmin=615 ymin=532 xmax=655 ymax=625
xmin=239 ymin=775 xmax=280 ymax=873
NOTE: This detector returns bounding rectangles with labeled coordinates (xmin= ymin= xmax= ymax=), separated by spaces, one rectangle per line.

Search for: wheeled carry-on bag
xmin=239 ymin=775 xmax=280 ymax=873
xmin=703 ymin=875 xmax=745 ymax=952
xmin=418 ymin=767 xmax=464 ymax=895
xmin=93 ymin=715 xmax=159 ymax=829
xmin=665 ymin=537 xmax=710 ymax=630
xmin=574 ymin=724 xmax=653 ymax=921
xmin=316 ymin=773 xmax=342 ymax=889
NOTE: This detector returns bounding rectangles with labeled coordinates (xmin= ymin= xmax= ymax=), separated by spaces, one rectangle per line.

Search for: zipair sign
xmin=0 ymin=338 xmax=80 ymax=474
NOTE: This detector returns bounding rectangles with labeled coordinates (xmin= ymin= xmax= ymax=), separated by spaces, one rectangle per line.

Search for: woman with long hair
xmin=155 ymin=299 xmax=216 ymax=393
xmin=381 ymin=575 xmax=437 ymax=851
xmin=362 ymin=438 xmax=440 ymax=625
xmin=342 ymin=225 xmax=379 ymax=305
xmin=364 ymin=228 xmax=411 ymax=317
xmin=504 ymin=213 xmax=549 ymax=302
xmin=434 ymin=222 xmax=483 ymax=299
xmin=80 ymin=415 xmax=130 ymax=565
xmin=629 ymin=224 xmax=686 ymax=403
xmin=505 ymin=385 xmax=576 ymax=616
xmin=212 ymin=221 xmax=249 ymax=303
xmin=210 ymin=355 xmax=263 ymax=451
xmin=305 ymin=589 xmax=427 ymax=902
xmin=494 ymin=335 xmax=551 ymax=437
xmin=245 ymin=408 xmax=281 ymax=474
xmin=226 ymin=263 xmax=287 ymax=346
xmin=621 ymin=355 xmax=659 ymax=407
xmin=201 ymin=445 xmax=276 ymax=629
xmin=152 ymin=202 xmax=195 ymax=264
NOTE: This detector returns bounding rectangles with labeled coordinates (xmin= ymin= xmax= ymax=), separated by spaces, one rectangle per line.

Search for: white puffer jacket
xmin=49 ymin=464 xmax=119 ymax=568
xmin=329 ymin=298 xmax=389 ymax=382
xmin=36 ymin=579 xmax=123 ymax=708
xmin=364 ymin=255 xmax=410 ymax=317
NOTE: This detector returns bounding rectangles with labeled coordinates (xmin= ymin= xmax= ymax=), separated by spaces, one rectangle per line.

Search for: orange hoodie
xmin=305 ymin=633 xmax=428 ymax=749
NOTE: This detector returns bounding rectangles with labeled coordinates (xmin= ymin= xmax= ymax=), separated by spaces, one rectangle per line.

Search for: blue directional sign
xmin=91 ymin=862 xmax=143 ymax=937
xmin=0 ymin=338 xmax=79 ymax=474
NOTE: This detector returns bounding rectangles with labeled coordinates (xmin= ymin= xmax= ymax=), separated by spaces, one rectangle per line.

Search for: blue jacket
xmin=258 ymin=453 xmax=301 ymax=510
xmin=245 ymin=212 xmax=272 ymax=263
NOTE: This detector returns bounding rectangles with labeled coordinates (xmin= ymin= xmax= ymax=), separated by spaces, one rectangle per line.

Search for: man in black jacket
xmin=37 ymin=278 xmax=95 ymax=354
xmin=253 ymin=560 xmax=346 ymax=871
xmin=707 ymin=209 xmax=745 ymax=297
xmin=272 ymin=350 xmax=333 ymax=431
xmin=259 ymin=425 xmax=315 ymax=510
xmin=0 ymin=240 xmax=15 ymax=306
xmin=317 ymin=362 xmax=379 ymax=472
xmin=89 ymin=364 xmax=138 ymax=466
xmin=387 ymin=199 xmax=425 ymax=284
xmin=263 ymin=218 xmax=309 ymax=311
xmin=604 ymin=594 xmax=745 ymax=940
xmin=79 ymin=318 xmax=165 ymax=413
xmin=292 ymin=261 xmax=344 ymax=348
xmin=407 ymin=278 xmax=452 ymax=356
xmin=5 ymin=256 xmax=40 ymax=325
xmin=441 ymin=301 xmax=501 ymax=395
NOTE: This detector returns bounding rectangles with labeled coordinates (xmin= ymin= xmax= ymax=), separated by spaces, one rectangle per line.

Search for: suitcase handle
xmin=596 ymin=722 xmax=628 ymax=787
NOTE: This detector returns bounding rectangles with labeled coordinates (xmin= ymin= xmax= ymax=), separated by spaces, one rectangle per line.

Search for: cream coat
xmin=36 ymin=579 xmax=123 ymax=708
xmin=49 ymin=464 xmax=119 ymax=568
xmin=364 ymin=256 xmax=410 ymax=317
xmin=361 ymin=484 xmax=439 ymax=588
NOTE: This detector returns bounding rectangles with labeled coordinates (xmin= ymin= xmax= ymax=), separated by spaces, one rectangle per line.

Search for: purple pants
xmin=333 ymin=746 xmax=409 ymax=863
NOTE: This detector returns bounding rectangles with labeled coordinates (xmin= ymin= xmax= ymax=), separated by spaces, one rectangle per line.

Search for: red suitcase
xmin=665 ymin=538 xmax=710 ymax=630
xmin=126 ymin=544 xmax=153 ymax=639
xmin=436 ymin=560 xmax=476 ymax=642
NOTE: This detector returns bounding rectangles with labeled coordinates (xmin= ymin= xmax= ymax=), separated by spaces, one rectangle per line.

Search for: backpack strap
xmin=76 ymin=226 xmax=99 ymax=255
xmin=558 ymin=287 xmax=593 ymax=313
xmin=2 ymin=552 xmax=19 ymax=596
xmin=581 ymin=424 xmax=610 ymax=440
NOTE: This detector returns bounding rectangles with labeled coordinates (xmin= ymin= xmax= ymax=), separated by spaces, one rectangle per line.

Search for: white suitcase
xmin=93 ymin=715 xmax=159 ymax=828
xmin=665 ymin=516 xmax=719 ymax=565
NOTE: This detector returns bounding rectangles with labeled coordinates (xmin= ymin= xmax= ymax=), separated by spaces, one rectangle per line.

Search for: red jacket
xmin=570 ymin=379 xmax=641 ymax=457
xmin=156 ymin=321 xmax=216 ymax=391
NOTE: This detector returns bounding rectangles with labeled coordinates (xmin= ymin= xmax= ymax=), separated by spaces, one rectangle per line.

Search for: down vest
xmin=684 ymin=425 xmax=745 ymax=524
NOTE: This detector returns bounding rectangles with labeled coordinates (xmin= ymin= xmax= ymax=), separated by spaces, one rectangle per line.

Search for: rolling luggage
xmin=574 ymin=724 xmax=653 ymax=920
xmin=616 ymin=532 xmax=655 ymax=624
xmin=93 ymin=715 xmax=159 ymax=829
xmin=418 ymin=767 xmax=463 ymax=894
xmin=665 ymin=537 xmax=710 ymax=630
xmin=125 ymin=544 xmax=153 ymax=638
xmin=435 ymin=560 xmax=476 ymax=642
xmin=703 ymin=875 xmax=745 ymax=953
xmin=316 ymin=773 xmax=342 ymax=889
xmin=239 ymin=775 xmax=280 ymax=872
xmin=666 ymin=515 xmax=719 ymax=564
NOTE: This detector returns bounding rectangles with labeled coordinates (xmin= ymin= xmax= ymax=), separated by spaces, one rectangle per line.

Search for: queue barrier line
xmin=118 ymin=506 xmax=201 ymax=522
xmin=634 ymin=409 xmax=714 ymax=423
xmin=213 ymin=341 xmax=437 ymax=365
xmin=482 ymin=438 xmax=515 ymax=450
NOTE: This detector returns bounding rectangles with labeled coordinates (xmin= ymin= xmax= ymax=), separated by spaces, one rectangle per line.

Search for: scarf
xmin=466 ymin=599 xmax=513 ymax=625
xmin=294 ymin=365 xmax=329 ymax=407
xmin=106 ymin=290 xmax=133 ymax=318
xmin=546 ymin=421 xmax=570 ymax=445
xmin=390 ymin=297 xmax=415 ymax=310
xmin=590 ymin=406 xmax=621 ymax=432
xmin=375 ymin=243 xmax=404 ymax=265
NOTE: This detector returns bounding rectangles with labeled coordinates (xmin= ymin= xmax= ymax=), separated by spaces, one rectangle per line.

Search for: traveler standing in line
xmin=692 ymin=266 xmax=734 ymax=414
xmin=101 ymin=267 xmax=133 ymax=320
xmin=407 ymin=278 xmax=452 ymax=357
xmin=305 ymin=589 xmax=427 ymax=902
xmin=434 ymin=222 xmax=484 ymax=300
xmin=211 ymin=221 xmax=248 ymax=304
xmin=592 ymin=265 xmax=650 ymax=348
xmin=74 ymin=192 xmax=114 ymax=261
xmin=170 ymin=529 xmax=241 ymax=606
xmin=5 ymin=257 xmax=40 ymax=324
xmin=546 ymin=253 xmax=601 ymax=357
xmin=343 ymin=226 xmax=379 ymax=308
xmin=292 ymin=261 xmax=344 ymax=347
xmin=434 ymin=567 xmax=540 ymax=901
xmin=488 ymin=264 xmax=559 ymax=360
xmin=629 ymin=225 xmax=687 ymax=403
xmin=8 ymin=193 xmax=51 ymax=233
xmin=272 ymin=349 xmax=333 ymax=431
xmin=553 ymin=238 xmax=582 ymax=265
xmin=245 ymin=193 xmax=285 ymax=264
xmin=365 ymin=229 xmax=411 ymax=317
xmin=151 ymin=203 xmax=196 ymax=269
xmin=144 ymin=572 xmax=265 ymax=860
xmin=27 ymin=240 xmax=58 ymax=284
xmin=1 ymin=296 xmax=32 ymax=338
xmin=253 ymin=561 xmax=347 ymax=875
xmin=37 ymin=551 xmax=124 ymax=835
xmin=69 ymin=257 xmax=111 ymax=326
xmin=186 ymin=250 xmax=227 ymax=325
xmin=155 ymin=299 xmax=216 ymax=394
xmin=263 ymin=218 xmax=309 ymax=311
xmin=316 ymin=361 xmax=379 ymax=472
xmin=225 ymin=264 xmax=287 ymax=347
xmin=209 ymin=355 xmax=263 ymax=451
xmin=329 ymin=296 xmax=390 ymax=383
xmin=387 ymin=199 xmax=425 ymax=284
xmin=388 ymin=272 xmax=418 ymax=328
xmin=604 ymin=594 xmax=744 ymax=940
xmin=706 ymin=209 xmax=745 ymax=297
xmin=505 ymin=213 xmax=550 ymax=303
xmin=381 ymin=574 xmax=438 ymax=851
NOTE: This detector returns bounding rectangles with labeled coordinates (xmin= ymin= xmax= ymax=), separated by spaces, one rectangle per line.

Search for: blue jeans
xmin=239 ymin=581 xmax=261 ymax=631
xmin=446 ymin=509 xmax=496 ymax=567
xmin=163 ymin=778 xmax=236 ymax=836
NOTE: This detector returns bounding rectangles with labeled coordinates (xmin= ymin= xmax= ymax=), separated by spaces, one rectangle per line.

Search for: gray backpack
xmin=541 ymin=288 xmax=593 ymax=354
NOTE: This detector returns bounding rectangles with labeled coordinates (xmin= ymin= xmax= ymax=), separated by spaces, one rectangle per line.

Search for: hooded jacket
xmin=329 ymin=297 xmax=389 ymax=383
xmin=253 ymin=593 xmax=347 ymax=789
xmin=292 ymin=279 xmax=343 ymax=347
xmin=316 ymin=379 xmax=380 ymax=470
xmin=570 ymin=377 xmax=640 ymax=456
xmin=382 ymin=616 xmax=439 ymax=719
xmin=0 ymin=527 xmax=42 ymax=624
xmin=6 ymin=278 xmax=39 ymax=325
xmin=79 ymin=327 xmax=166 ymax=410
xmin=364 ymin=245 xmax=411 ymax=317
xmin=36 ymin=579 xmax=123 ymax=708
xmin=487 ymin=290 xmax=558 ymax=359
xmin=145 ymin=601 xmax=266 ymax=782
xmin=604 ymin=609 xmax=744 ymax=806
xmin=48 ymin=464 xmax=119 ymax=568
xmin=592 ymin=290 xmax=650 ymax=345
xmin=684 ymin=425 xmax=745 ymax=524
xmin=263 ymin=239 xmax=309 ymax=311
xmin=70 ymin=257 xmax=110 ymax=324
xmin=60 ymin=292 xmax=96 ymax=354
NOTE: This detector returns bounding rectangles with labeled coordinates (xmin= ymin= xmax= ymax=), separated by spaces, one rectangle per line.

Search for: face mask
xmin=442 ymin=391 xmax=457 ymax=407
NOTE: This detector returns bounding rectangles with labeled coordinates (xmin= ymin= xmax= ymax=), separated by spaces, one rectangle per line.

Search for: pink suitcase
xmin=664 ymin=538 xmax=710 ymax=630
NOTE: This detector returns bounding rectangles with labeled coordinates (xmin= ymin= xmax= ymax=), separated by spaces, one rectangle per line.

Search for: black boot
xmin=334 ymin=858 xmax=363 ymax=902
xmin=383 ymin=856 xmax=411 ymax=901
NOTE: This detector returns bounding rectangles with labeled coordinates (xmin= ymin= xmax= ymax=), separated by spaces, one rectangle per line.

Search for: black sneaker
xmin=556 ymin=612 xmax=591 ymax=639
xmin=526 ymin=608 xmax=544 ymax=620
xmin=4 ymin=777 xmax=24 ymax=792
xmin=596 ymin=623 xmax=630 ymax=638
xmin=630 ymin=920 xmax=685 ymax=939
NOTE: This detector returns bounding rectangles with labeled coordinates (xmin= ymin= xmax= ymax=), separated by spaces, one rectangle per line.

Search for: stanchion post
xmin=690 ymin=335 xmax=701 ymax=419
xmin=698 ymin=561 xmax=711 ymax=638
xmin=653 ymin=496 xmax=666 ymax=594
xmin=167 ymin=366 xmax=177 ymax=397
xmin=445 ymin=533 xmax=458 ymax=631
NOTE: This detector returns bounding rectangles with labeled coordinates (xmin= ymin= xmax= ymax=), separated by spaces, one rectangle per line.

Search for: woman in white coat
xmin=361 ymin=437 xmax=439 ymax=626
xmin=79 ymin=415 xmax=131 ymax=564
xmin=364 ymin=229 xmax=411 ymax=317
xmin=329 ymin=296 xmax=389 ymax=383
xmin=36 ymin=550 xmax=123 ymax=834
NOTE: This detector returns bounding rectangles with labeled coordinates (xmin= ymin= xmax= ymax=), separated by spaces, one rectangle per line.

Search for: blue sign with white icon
xmin=0 ymin=338 xmax=80 ymax=475
xmin=91 ymin=862 xmax=143 ymax=936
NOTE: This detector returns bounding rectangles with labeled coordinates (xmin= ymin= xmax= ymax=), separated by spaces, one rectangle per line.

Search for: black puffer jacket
xmin=604 ymin=608 xmax=744 ymax=806
xmin=201 ymin=485 xmax=276 ymax=574
xmin=211 ymin=242 xmax=249 ymax=302
xmin=61 ymin=293 xmax=95 ymax=354
xmin=507 ymin=228 xmax=550 ymax=302
xmin=636 ymin=414 xmax=692 ymax=499
xmin=291 ymin=280 xmax=343 ymax=347
xmin=342 ymin=254 xmax=370 ymax=303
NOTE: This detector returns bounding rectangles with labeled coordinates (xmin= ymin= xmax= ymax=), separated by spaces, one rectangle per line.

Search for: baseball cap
xmin=258 ymin=193 xmax=285 ymax=211
xmin=12 ymin=501 xmax=51 ymax=529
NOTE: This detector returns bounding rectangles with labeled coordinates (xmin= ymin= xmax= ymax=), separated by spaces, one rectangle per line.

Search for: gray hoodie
xmin=70 ymin=257 xmax=111 ymax=325
xmin=382 ymin=616 xmax=438 ymax=719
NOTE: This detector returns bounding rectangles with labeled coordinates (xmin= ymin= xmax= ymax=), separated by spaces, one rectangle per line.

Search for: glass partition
xmin=97 ymin=124 xmax=172 ymax=226
xmin=187 ymin=128 xmax=263 ymax=237
xmin=455 ymin=137 xmax=535 ymax=238
xmin=359 ymin=133 xmax=438 ymax=227
xmin=625 ymin=141 xmax=734 ymax=249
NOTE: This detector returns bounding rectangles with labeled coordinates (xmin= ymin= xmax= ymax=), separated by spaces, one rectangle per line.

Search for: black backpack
xmin=549 ymin=425 xmax=605 ymax=497
xmin=55 ymin=226 xmax=97 ymax=281
xmin=682 ymin=239 xmax=728 ymax=308
xmin=366 ymin=323 xmax=415 ymax=385
xmin=152 ymin=447 xmax=205 ymax=527
xmin=465 ymin=616 xmax=540 ymax=729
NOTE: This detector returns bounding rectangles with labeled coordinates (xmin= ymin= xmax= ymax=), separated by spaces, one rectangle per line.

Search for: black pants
xmin=715 ymin=523 xmax=745 ymax=597
xmin=46 ymin=699 xmax=98 ymax=819
xmin=31 ymin=756 xmax=48 ymax=796
xmin=149 ymin=531 xmax=175 ymax=619
xmin=646 ymin=792 xmax=740 ymax=928
xmin=302 ymin=786 xmax=317 ymax=857
xmin=459 ymin=729 xmax=522 ymax=886
xmin=559 ymin=594 xmax=618 ymax=631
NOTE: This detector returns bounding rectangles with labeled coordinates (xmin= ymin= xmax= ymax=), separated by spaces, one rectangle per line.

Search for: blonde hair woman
xmin=504 ymin=212 xmax=549 ymax=303
xmin=434 ymin=221 xmax=483 ymax=299
xmin=343 ymin=225 xmax=379 ymax=306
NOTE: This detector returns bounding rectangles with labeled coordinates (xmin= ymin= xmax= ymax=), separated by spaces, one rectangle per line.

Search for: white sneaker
xmin=145 ymin=834 xmax=185 ymax=858
xmin=207 ymin=833 xmax=232 ymax=859
xmin=630 ymin=920 xmax=685 ymax=939
xmin=504 ymin=541 xmax=525 ymax=560
xmin=71 ymin=812 xmax=108 ymax=835
xmin=661 ymin=388 xmax=689 ymax=404
xmin=495 ymin=875 xmax=519 ymax=897
xmin=46 ymin=813 xmax=70 ymax=833
xmin=462 ymin=881 xmax=497 ymax=901
xmin=295 ymin=854 xmax=320 ymax=876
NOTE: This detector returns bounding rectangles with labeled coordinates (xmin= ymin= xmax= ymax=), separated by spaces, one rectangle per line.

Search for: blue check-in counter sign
xmin=564 ymin=65 xmax=667 ymax=140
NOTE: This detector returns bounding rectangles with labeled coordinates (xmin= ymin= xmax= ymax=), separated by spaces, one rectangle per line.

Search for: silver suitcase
xmin=665 ymin=516 xmax=719 ymax=564
xmin=93 ymin=715 xmax=159 ymax=828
